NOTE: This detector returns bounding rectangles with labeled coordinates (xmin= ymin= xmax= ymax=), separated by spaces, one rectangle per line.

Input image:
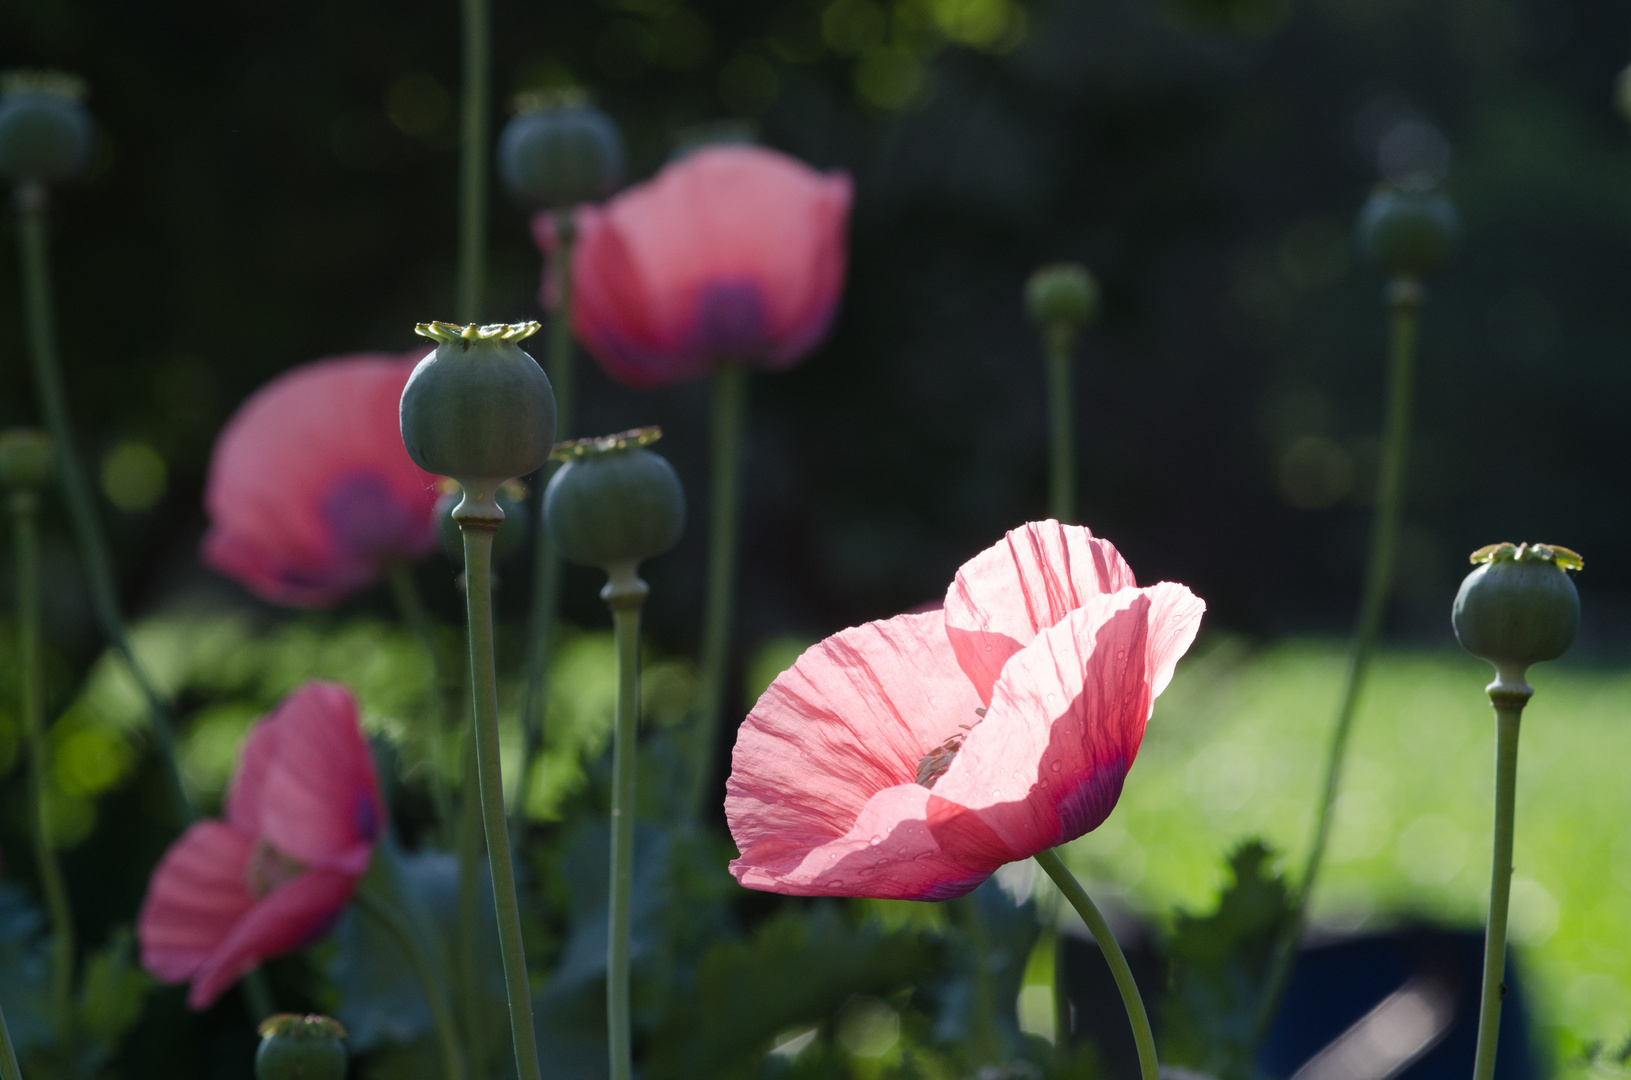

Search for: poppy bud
xmin=544 ymin=427 xmax=685 ymax=571
xmin=0 ymin=428 xmax=53 ymax=490
xmin=497 ymin=90 xmax=624 ymax=210
xmin=400 ymin=322 xmax=557 ymax=512
xmin=255 ymin=1014 xmax=346 ymax=1080
xmin=1025 ymin=262 xmax=1099 ymax=332
xmin=1453 ymin=542 xmax=1581 ymax=683
xmin=0 ymin=71 xmax=93 ymax=185
xmin=1356 ymin=187 xmax=1459 ymax=279
xmin=437 ymin=479 xmax=529 ymax=563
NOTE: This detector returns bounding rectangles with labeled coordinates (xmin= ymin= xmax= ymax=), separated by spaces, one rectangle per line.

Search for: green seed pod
xmin=497 ymin=90 xmax=624 ymax=210
xmin=544 ymin=428 xmax=685 ymax=570
xmin=1453 ymin=542 xmax=1581 ymax=680
xmin=0 ymin=71 xmax=94 ymax=185
xmin=1356 ymin=187 xmax=1459 ymax=279
xmin=437 ymin=479 xmax=529 ymax=563
xmin=1025 ymin=262 xmax=1099 ymax=331
xmin=400 ymin=322 xmax=557 ymax=497
xmin=255 ymin=1014 xmax=347 ymax=1080
xmin=0 ymin=428 xmax=54 ymax=490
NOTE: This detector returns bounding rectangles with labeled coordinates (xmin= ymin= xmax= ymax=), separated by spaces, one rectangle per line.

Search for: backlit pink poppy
xmin=138 ymin=682 xmax=383 ymax=1009
xmin=725 ymin=521 xmax=1204 ymax=900
xmin=202 ymin=354 xmax=441 ymax=607
xmin=567 ymin=144 xmax=852 ymax=388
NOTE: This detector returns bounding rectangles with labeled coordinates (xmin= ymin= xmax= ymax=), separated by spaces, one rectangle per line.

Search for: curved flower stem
xmin=11 ymin=488 xmax=74 ymax=1038
xmin=1472 ymin=695 xmax=1525 ymax=1080
xmin=456 ymin=0 xmax=489 ymax=324
xmin=513 ymin=213 xmax=576 ymax=842
xmin=603 ymin=563 xmax=648 ymax=1080
xmin=1033 ymin=849 xmax=1157 ymax=1080
xmin=13 ymin=183 xmax=192 ymax=825
xmin=0 ymin=1002 xmax=20 ymax=1080
xmin=459 ymin=520 xmax=543 ymax=1080
xmin=686 ymin=362 xmax=746 ymax=819
xmin=1254 ymin=278 xmax=1421 ymax=1042
xmin=354 ymin=878 xmax=468 ymax=1080
xmin=388 ymin=564 xmax=456 ymax=835
xmin=1043 ymin=325 xmax=1076 ymax=524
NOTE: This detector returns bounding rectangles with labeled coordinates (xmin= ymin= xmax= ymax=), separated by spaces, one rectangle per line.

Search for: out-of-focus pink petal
xmin=932 ymin=583 xmax=1205 ymax=853
xmin=202 ymin=354 xmax=441 ymax=608
xmin=185 ymin=868 xmax=358 ymax=1010
xmin=224 ymin=718 xmax=281 ymax=836
xmin=571 ymin=145 xmax=851 ymax=388
xmin=729 ymin=783 xmax=1010 ymax=900
xmin=725 ymin=611 xmax=982 ymax=873
xmin=137 ymin=822 xmax=255 ymax=985
xmin=944 ymin=521 xmax=1138 ymax=703
xmin=256 ymin=683 xmax=383 ymax=874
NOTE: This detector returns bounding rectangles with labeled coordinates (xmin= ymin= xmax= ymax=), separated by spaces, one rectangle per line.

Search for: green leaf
xmin=1158 ymin=840 xmax=1295 ymax=1080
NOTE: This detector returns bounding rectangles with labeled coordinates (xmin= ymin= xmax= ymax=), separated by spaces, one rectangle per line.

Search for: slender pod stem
xmin=0 ymin=1002 xmax=20 ymax=1080
xmin=686 ymin=362 xmax=746 ymax=819
xmin=513 ymin=213 xmax=576 ymax=841
xmin=1254 ymin=278 xmax=1422 ymax=1041
xmin=240 ymin=971 xmax=276 ymax=1024
xmin=1472 ymin=690 xmax=1526 ymax=1080
xmin=603 ymin=563 xmax=648 ymax=1080
xmin=1043 ymin=325 xmax=1076 ymax=524
xmin=14 ymin=183 xmax=191 ymax=824
xmin=455 ymin=739 xmax=489 ymax=1077
xmin=354 ymin=878 xmax=468 ymax=1080
xmin=456 ymin=0 xmax=490 ymax=323
xmin=389 ymin=564 xmax=456 ymax=833
xmin=1034 ymin=849 xmax=1157 ymax=1080
xmin=11 ymin=488 xmax=74 ymax=1038
xmin=459 ymin=518 xmax=543 ymax=1080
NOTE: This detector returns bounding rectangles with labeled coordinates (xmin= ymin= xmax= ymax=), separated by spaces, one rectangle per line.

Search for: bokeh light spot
xmin=101 ymin=441 xmax=167 ymax=512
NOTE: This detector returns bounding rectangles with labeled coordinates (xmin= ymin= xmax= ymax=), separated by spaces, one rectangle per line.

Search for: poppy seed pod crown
xmin=0 ymin=71 xmax=93 ymax=185
xmin=1356 ymin=187 xmax=1459 ymax=279
xmin=1453 ymin=542 xmax=1581 ymax=682
xmin=400 ymin=322 xmax=557 ymax=497
xmin=1026 ymin=262 xmax=1099 ymax=331
xmin=255 ymin=1015 xmax=347 ymax=1080
xmin=544 ymin=427 xmax=685 ymax=570
xmin=0 ymin=428 xmax=54 ymax=490
xmin=497 ymin=90 xmax=624 ymax=210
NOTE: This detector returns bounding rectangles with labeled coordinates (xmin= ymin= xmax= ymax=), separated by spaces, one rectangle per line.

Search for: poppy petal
xmin=137 ymin=822 xmax=255 ymax=985
xmin=257 ymin=683 xmax=384 ymax=874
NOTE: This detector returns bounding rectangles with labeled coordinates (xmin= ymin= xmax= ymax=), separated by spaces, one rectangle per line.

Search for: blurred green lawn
xmin=1058 ymin=637 xmax=1631 ymax=1060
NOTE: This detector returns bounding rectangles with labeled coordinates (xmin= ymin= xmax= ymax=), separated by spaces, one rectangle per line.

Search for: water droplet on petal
xmin=870 ymin=835 xmax=882 ymax=845
xmin=984 ymin=644 xmax=992 ymax=652
xmin=1046 ymin=693 xmax=1055 ymax=702
xmin=1051 ymin=761 xmax=1062 ymax=773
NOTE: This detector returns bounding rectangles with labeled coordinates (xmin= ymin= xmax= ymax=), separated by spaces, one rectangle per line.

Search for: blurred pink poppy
xmin=725 ymin=521 xmax=1204 ymax=900
xmin=202 ymin=354 xmax=441 ymax=607
xmin=563 ymin=144 xmax=853 ymax=388
xmin=138 ymin=681 xmax=383 ymax=1009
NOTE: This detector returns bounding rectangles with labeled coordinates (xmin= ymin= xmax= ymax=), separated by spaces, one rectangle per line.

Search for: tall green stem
xmin=13 ymin=183 xmax=191 ymax=824
xmin=1254 ymin=279 xmax=1421 ymax=1041
xmin=389 ymin=564 xmax=455 ymax=833
xmin=458 ymin=517 xmax=543 ymax=1080
xmin=354 ymin=879 xmax=468 ymax=1080
xmin=603 ymin=563 xmax=647 ymax=1080
xmin=685 ymin=363 xmax=746 ymax=819
xmin=1043 ymin=325 xmax=1076 ymax=524
xmin=456 ymin=0 xmax=490 ymax=323
xmin=455 ymin=740 xmax=489 ymax=1077
xmin=959 ymin=895 xmax=1002 ymax=1065
xmin=1472 ymin=692 xmax=1525 ymax=1080
xmin=513 ymin=214 xmax=576 ymax=841
xmin=1034 ymin=849 xmax=1157 ymax=1080
xmin=11 ymin=488 xmax=74 ymax=1038
xmin=0 ymin=1002 xmax=21 ymax=1080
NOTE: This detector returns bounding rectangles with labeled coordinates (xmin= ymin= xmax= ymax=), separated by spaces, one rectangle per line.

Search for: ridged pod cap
xmin=0 ymin=71 xmax=93 ymax=185
xmin=255 ymin=1015 xmax=346 ymax=1080
xmin=0 ymin=428 xmax=54 ymax=490
xmin=544 ymin=427 xmax=685 ymax=570
xmin=1453 ymin=542 xmax=1581 ymax=680
xmin=436 ymin=479 xmax=529 ymax=563
xmin=1025 ymin=262 xmax=1099 ymax=330
xmin=400 ymin=322 xmax=557 ymax=491
xmin=497 ymin=89 xmax=624 ymax=210
xmin=1356 ymin=187 xmax=1459 ymax=279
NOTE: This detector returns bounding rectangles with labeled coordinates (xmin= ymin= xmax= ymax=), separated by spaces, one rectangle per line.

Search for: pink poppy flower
xmin=725 ymin=521 xmax=1204 ymax=900
xmin=566 ymin=144 xmax=853 ymax=388
xmin=202 ymin=354 xmax=441 ymax=607
xmin=138 ymin=682 xmax=383 ymax=1009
